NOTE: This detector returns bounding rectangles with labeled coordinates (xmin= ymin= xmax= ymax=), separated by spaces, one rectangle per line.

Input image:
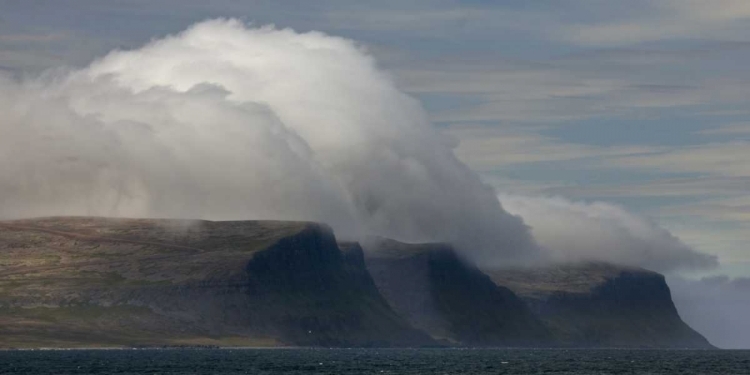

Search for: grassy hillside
xmin=0 ymin=217 xmax=428 ymax=348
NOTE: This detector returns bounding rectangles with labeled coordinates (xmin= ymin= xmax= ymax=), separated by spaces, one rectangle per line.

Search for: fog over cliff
xmin=2 ymin=17 xmax=745 ymax=347
xmin=0 ymin=19 xmax=537 ymax=265
xmin=499 ymin=194 xmax=750 ymax=348
xmin=1 ymin=17 xmax=727 ymax=273
xmin=497 ymin=194 xmax=718 ymax=272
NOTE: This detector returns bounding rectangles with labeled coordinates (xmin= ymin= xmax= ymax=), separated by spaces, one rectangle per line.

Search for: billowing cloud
xmin=498 ymin=194 xmax=718 ymax=272
xmin=0 ymin=19 xmax=538 ymax=264
xmin=669 ymin=275 xmax=750 ymax=349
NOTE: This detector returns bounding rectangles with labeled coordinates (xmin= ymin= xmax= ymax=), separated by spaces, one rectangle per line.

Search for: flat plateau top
xmin=486 ymin=262 xmax=654 ymax=298
xmin=0 ymin=216 xmax=311 ymax=287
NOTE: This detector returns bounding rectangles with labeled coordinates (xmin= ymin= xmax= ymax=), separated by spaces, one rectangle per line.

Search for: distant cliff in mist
xmin=486 ymin=262 xmax=713 ymax=348
xmin=0 ymin=217 xmax=712 ymax=349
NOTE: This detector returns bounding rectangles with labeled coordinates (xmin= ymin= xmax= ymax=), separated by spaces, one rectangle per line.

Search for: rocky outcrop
xmin=362 ymin=238 xmax=552 ymax=346
xmin=486 ymin=262 xmax=713 ymax=348
xmin=238 ymin=228 xmax=430 ymax=346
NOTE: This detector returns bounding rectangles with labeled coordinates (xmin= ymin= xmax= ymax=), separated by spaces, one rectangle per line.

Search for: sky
xmin=1 ymin=0 xmax=749 ymax=347
xmin=3 ymin=0 xmax=747 ymax=278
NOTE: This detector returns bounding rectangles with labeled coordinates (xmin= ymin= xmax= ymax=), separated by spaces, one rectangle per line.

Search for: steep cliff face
xmin=0 ymin=217 xmax=428 ymax=348
xmin=486 ymin=262 xmax=713 ymax=348
xmin=362 ymin=239 xmax=552 ymax=346
xmin=0 ymin=217 xmax=712 ymax=349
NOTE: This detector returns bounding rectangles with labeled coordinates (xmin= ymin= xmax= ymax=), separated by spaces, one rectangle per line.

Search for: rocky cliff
xmin=362 ymin=238 xmax=552 ymax=346
xmin=486 ymin=262 xmax=713 ymax=348
xmin=0 ymin=217 xmax=712 ymax=349
xmin=0 ymin=217 xmax=429 ymax=348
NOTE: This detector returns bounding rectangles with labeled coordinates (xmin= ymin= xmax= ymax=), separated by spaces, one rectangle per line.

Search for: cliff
xmin=486 ymin=262 xmax=713 ymax=348
xmin=362 ymin=238 xmax=552 ymax=346
xmin=0 ymin=217 xmax=429 ymax=348
xmin=0 ymin=217 xmax=713 ymax=349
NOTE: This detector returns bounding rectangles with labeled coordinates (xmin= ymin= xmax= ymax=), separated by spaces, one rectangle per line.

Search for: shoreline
xmin=0 ymin=346 xmax=733 ymax=351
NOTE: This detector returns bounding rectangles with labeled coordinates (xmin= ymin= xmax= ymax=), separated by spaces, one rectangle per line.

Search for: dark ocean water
xmin=1 ymin=348 xmax=749 ymax=375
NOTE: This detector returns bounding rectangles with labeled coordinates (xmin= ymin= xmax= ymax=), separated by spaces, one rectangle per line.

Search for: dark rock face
xmin=239 ymin=229 xmax=429 ymax=346
xmin=362 ymin=243 xmax=452 ymax=341
xmin=427 ymin=249 xmax=553 ymax=346
xmin=362 ymin=239 xmax=552 ymax=346
xmin=486 ymin=263 xmax=713 ymax=348
xmin=0 ymin=217 xmax=428 ymax=348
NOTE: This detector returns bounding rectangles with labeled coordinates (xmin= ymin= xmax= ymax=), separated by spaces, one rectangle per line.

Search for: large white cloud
xmin=498 ymin=194 xmax=718 ymax=272
xmin=0 ymin=19 xmax=538 ymax=264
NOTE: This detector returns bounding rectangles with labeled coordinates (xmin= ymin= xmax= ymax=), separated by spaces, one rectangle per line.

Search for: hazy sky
xmin=4 ymin=0 xmax=747 ymax=278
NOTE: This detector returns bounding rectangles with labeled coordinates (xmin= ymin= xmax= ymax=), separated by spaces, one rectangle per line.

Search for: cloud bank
xmin=498 ymin=194 xmax=718 ymax=272
xmin=0 ymin=19 xmax=538 ymax=264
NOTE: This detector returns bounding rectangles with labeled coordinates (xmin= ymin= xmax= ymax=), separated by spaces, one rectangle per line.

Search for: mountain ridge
xmin=0 ymin=217 xmax=713 ymax=349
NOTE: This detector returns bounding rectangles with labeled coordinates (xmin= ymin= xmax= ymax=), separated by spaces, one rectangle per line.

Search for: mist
xmin=669 ymin=276 xmax=750 ymax=349
xmin=0 ymin=19 xmax=538 ymax=265
xmin=497 ymin=194 xmax=718 ymax=272
xmin=496 ymin=193 xmax=750 ymax=347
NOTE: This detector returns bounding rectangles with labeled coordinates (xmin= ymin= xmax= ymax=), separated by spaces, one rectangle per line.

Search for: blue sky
xmin=2 ymin=0 xmax=749 ymax=277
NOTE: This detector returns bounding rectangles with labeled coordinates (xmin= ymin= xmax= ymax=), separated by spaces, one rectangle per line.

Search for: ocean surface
xmin=1 ymin=348 xmax=748 ymax=374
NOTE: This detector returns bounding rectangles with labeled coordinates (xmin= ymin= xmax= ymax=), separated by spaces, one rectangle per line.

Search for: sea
xmin=1 ymin=348 xmax=749 ymax=374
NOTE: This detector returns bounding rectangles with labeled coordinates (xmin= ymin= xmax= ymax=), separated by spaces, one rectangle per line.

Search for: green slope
xmin=0 ymin=217 xmax=429 ymax=348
